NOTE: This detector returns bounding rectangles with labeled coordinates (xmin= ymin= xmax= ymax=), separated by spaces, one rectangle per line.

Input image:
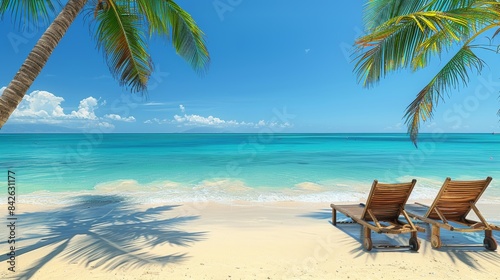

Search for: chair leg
xmin=363 ymin=226 xmax=372 ymax=251
xmin=431 ymin=225 xmax=442 ymax=249
xmin=332 ymin=209 xmax=337 ymax=226
xmin=409 ymin=231 xmax=420 ymax=251
xmin=484 ymin=230 xmax=498 ymax=251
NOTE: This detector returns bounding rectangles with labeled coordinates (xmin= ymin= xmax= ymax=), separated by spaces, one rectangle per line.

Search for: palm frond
xmin=93 ymin=0 xmax=152 ymax=93
xmin=404 ymin=46 xmax=485 ymax=145
xmin=165 ymin=1 xmax=210 ymax=73
xmin=427 ymin=0 xmax=482 ymax=11
xmin=0 ymin=0 xmax=61 ymax=28
xmin=132 ymin=0 xmax=168 ymax=36
xmin=412 ymin=7 xmax=500 ymax=69
xmin=363 ymin=0 xmax=486 ymax=30
xmin=363 ymin=0 xmax=432 ymax=30
xmin=116 ymin=0 xmax=209 ymax=73
xmin=354 ymin=15 xmax=434 ymax=87
xmin=357 ymin=0 xmax=500 ymax=145
xmin=132 ymin=0 xmax=209 ymax=74
xmin=411 ymin=8 xmax=492 ymax=69
xmin=354 ymin=3 xmax=500 ymax=84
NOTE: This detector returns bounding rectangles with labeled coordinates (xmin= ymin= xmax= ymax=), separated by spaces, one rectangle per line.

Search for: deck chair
xmin=405 ymin=177 xmax=500 ymax=251
xmin=331 ymin=179 xmax=423 ymax=251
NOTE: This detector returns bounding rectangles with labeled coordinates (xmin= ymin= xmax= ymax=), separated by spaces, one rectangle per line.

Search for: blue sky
xmin=1 ymin=0 xmax=500 ymax=133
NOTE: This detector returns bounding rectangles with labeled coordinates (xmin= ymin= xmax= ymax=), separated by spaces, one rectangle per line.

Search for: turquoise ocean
xmin=2 ymin=133 xmax=500 ymax=205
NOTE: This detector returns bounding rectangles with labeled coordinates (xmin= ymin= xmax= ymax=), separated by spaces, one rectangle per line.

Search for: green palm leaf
xmin=93 ymin=0 xmax=152 ymax=93
xmin=404 ymin=46 xmax=485 ymax=144
xmin=0 ymin=0 xmax=60 ymax=27
xmin=354 ymin=18 xmax=431 ymax=87
xmin=355 ymin=9 xmax=489 ymax=86
xmin=412 ymin=7 xmax=500 ymax=70
xmin=363 ymin=0 xmax=487 ymax=30
xmin=119 ymin=0 xmax=209 ymax=73
xmin=363 ymin=0 xmax=431 ymax=30
xmin=162 ymin=0 xmax=210 ymax=73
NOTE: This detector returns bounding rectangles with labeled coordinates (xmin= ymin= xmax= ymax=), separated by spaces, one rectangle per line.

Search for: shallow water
xmin=1 ymin=133 xmax=499 ymax=204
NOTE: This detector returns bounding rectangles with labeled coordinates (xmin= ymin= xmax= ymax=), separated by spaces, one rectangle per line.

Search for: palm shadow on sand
xmin=1 ymin=195 xmax=205 ymax=279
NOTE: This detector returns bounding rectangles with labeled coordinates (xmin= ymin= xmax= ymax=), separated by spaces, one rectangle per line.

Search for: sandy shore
xmin=1 ymin=199 xmax=500 ymax=280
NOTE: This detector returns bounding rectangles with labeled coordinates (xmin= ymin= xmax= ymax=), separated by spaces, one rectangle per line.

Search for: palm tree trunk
xmin=0 ymin=0 xmax=88 ymax=128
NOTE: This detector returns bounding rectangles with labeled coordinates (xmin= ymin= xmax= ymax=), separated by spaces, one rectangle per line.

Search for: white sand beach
xmin=1 ymin=200 xmax=500 ymax=280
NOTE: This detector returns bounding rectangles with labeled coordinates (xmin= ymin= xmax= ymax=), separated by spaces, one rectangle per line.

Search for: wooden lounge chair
xmin=405 ymin=177 xmax=500 ymax=251
xmin=331 ymin=179 xmax=423 ymax=251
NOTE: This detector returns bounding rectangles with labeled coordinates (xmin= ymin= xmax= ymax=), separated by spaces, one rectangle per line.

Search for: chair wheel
xmin=484 ymin=237 xmax=497 ymax=251
xmin=363 ymin=238 xmax=373 ymax=251
xmin=409 ymin=237 xmax=420 ymax=251
xmin=431 ymin=235 xmax=441 ymax=248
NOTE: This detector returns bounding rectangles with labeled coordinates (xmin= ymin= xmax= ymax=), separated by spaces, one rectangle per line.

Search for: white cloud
xmin=173 ymin=114 xmax=235 ymax=127
xmin=105 ymin=114 xmax=136 ymax=122
xmin=70 ymin=97 xmax=99 ymax=120
xmin=180 ymin=104 xmax=185 ymax=113
xmin=11 ymin=90 xmax=70 ymax=123
xmin=144 ymin=118 xmax=171 ymax=124
xmin=8 ymin=89 xmax=112 ymax=128
xmin=258 ymin=120 xmax=293 ymax=128
xmin=143 ymin=102 xmax=167 ymax=106
xmin=2 ymin=88 xmax=139 ymax=131
xmin=145 ymin=112 xmax=293 ymax=129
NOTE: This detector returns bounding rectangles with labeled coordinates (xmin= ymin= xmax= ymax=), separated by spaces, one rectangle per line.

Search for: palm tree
xmin=353 ymin=0 xmax=500 ymax=145
xmin=0 ymin=0 xmax=209 ymax=128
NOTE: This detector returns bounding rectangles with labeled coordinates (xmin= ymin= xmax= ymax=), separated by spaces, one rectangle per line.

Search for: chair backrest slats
xmin=361 ymin=180 xmax=417 ymax=222
xmin=425 ymin=177 xmax=492 ymax=221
